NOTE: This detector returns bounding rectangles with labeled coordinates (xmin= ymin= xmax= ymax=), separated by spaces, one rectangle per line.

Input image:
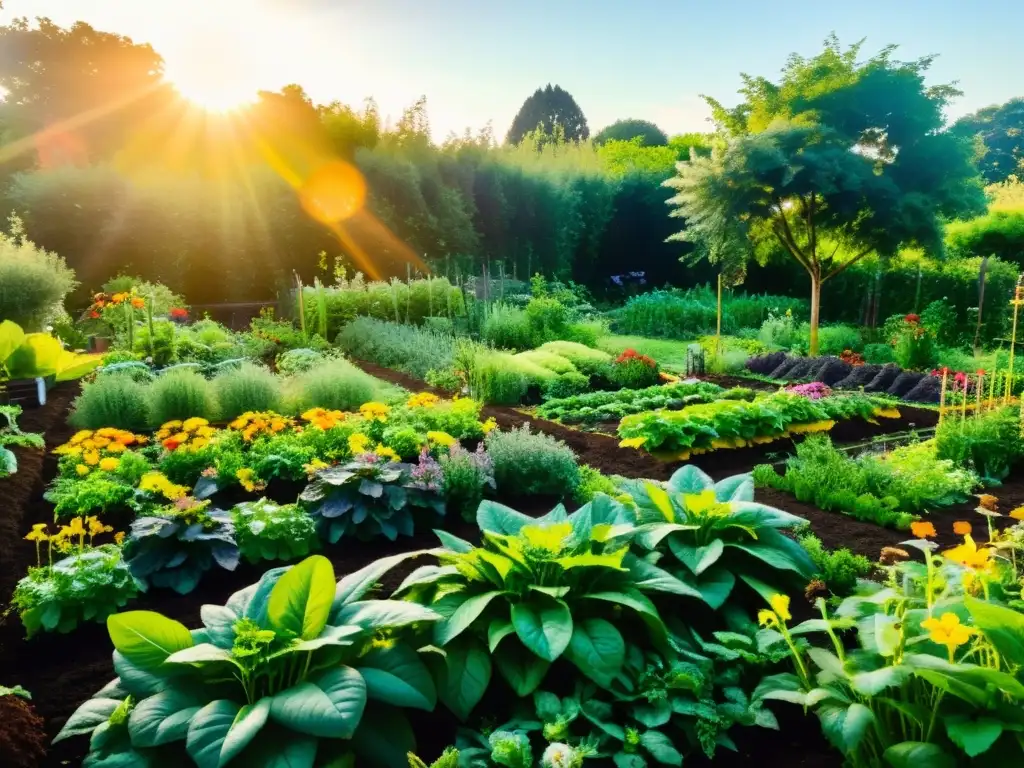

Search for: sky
xmin=2 ymin=0 xmax=1023 ymax=141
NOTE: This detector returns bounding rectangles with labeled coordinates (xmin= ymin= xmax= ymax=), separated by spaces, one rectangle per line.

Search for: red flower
xmin=169 ymin=308 xmax=189 ymax=320
xmin=89 ymin=310 xmax=100 ymax=319
xmin=904 ymin=313 xmax=920 ymax=324
xmin=976 ymin=368 xmax=986 ymax=376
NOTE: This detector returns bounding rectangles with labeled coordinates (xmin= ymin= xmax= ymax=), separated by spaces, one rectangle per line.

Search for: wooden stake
xmin=1006 ymin=278 xmax=1023 ymax=403
xmin=977 ymin=372 xmax=984 ymax=415
xmin=939 ymin=369 xmax=948 ymax=425
xmin=716 ymin=272 xmax=723 ymax=357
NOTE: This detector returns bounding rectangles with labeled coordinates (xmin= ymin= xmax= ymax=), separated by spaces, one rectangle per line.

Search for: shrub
xmin=0 ymin=215 xmax=77 ymax=331
xmin=936 ymin=406 xmax=1024 ymax=483
xmin=885 ymin=313 xmax=938 ymax=370
xmin=232 ymin=497 xmax=319 ymax=563
xmin=147 ymin=368 xmax=217 ymax=426
xmin=707 ymin=348 xmax=748 ymax=375
xmin=524 ymin=296 xmax=570 ymax=343
xmin=482 ymin=302 xmax=533 ymax=349
xmin=536 ymin=340 xmax=612 ymax=375
xmin=863 ymin=343 xmax=896 ymax=364
xmin=439 ymin=444 xmax=496 ymax=520
xmin=213 ymin=362 xmax=282 ymax=420
xmin=485 ymin=424 xmax=580 ymax=497
xmin=798 ymin=533 xmax=873 ymax=598
xmin=336 ymin=317 xmax=456 ymax=379
xmin=513 ymin=349 xmax=577 ymax=374
xmin=561 ymin=319 xmax=603 ymax=347
xmin=818 ymin=324 xmax=863 ymax=355
xmin=425 ymin=366 xmax=463 ymax=392
xmin=607 ymin=348 xmax=660 ymax=388
xmin=290 ymin=358 xmax=381 ymax=412
xmin=275 ymin=347 xmax=326 ymax=375
xmin=758 ymin=310 xmax=803 ymax=350
xmin=69 ymin=374 xmax=150 ymax=432
xmin=542 ymin=371 xmax=590 ymax=400
xmin=573 ymin=464 xmax=620 ymax=503
xmin=468 ymin=351 xmax=529 ymax=405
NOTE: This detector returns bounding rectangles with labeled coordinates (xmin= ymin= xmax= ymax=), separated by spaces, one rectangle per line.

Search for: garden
xmin=3 ymin=20 xmax=1024 ymax=768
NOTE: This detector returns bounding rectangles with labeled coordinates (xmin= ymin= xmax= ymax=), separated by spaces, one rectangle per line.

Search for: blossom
xmin=139 ymin=471 xmax=189 ymax=500
xmin=374 ymin=444 xmax=399 ymax=462
xmin=619 ymin=436 xmax=647 ymax=449
xmin=921 ymin=612 xmax=973 ymax=651
xmin=977 ymin=494 xmax=999 ymax=512
xmin=481 ymin=417 xmax=498 ymax=434
xmin=87 ymin=516 xmax=113 ymax=537
xmin=83 ymin=449 xmax=100 ymax=466
xmin=130 ymin=297 xmax=145 ymax=309
xmin=953 ymin=521 xmax=972 ymax=535
xmin=904 ymin=313 xmax=920 ymax=324
xmin=348 ymin=432 xmax=371 ymax=455
xmin=303 ymin=458 xmax=330 ymax=478
xmin=427 ymin=430 xmax=456 ymax=447
xmin=1010 ymin=506 xmax=1024 ymax=521
xmin=114 ymin=532 xmax=126 ymax=545
xmin=943 ymin=535 xmax=994 ymax=572
xmin=359 ymin=402 xmax=390 ymax=421
xmin=542 ymin=743 xmax=576 ymax=768
xmin=75 ymin=464 xmax=90 ymax=476
xmin=99 ymin=457 xmax=120 ymax=472
xmin=24 ymin=524 xmax=49 ymax=543
xmin=769 ymin=594 xmax=792 ymax=622
xmin=169 ymin=307 xmax=188 ymax=320
xmin=183 ymin=417 xmax=209 ymax=432
xmin=301 ymin=407 xmax=345 ymax=430
xmin=236 ymin=468 xmax=263 ymax=493
xmin=111 ymin=292 xmax=129 ymax=304
xmin=910 ymin=521 xmax=937 ymax=539
xmin=406 ymin=392 xmax=439 ymax=408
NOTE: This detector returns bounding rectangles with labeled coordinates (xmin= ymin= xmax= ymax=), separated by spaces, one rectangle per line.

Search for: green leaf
xmin=333 ymin=550 xmax=425 ymax=607
xmin=511 ymin=598 xmax=573 ymax=662
xmin=668 ymin=538 xmax=723 ymax=575
xmin=0 ymin=320 xmax=26 ymax=364
xmin=488 ymin=618 xmax=516 ymax=652
xmin=634 ymin=699 xmax=672 ymax=728
xmin=818 ymin=703 xmax=874 ymax=755
xmin=668 ymin=465 xmax=714 ymax=494
xmin=433 ymin=590 xmax=504 ymax=646
xmin=269 ymin=666 xmax=367 ymax=738
xmin=534 ymin=691 xmax=561 ymax=721
xmin=267 ymin=555 xmax=335 ymax=641
xmin=186 ymin=699 xmax=242 ymax=768
xmin=350 ymin=704 xmax=416 ymax=768
xmin=54 ymin=697 xmax=122 ymax=742
xmin=563 ymin=618 xmax=624 ymax=688
xmin=359 ymin=644 xmax=437 ymax=710
xmin=945 ymin=716 xmax=1003 ymax=758
xmin=335 ymin=600 xmax=439 ymax=630
xmin=851 ymin=666 xmax=908 ymax=696
xmin=165 ymin=643 xmax=237 ymax=667
xmin=221 ymin=699 xmax=272 ymax=765
xmin=112 ymin=652 xmax=165 ymax=697
xmin=882 ymin=742 xmax=956 ymax=768
xmin=237 ymin=730 xmax=317 ymax=768
xmin=965 ymin=595 xmax=1024 ymax=667
xmin=107 ymin=611 xmax=193 ymax=671
xmin=904 ymin=655 xmax=991 ymax=706
xmin=5 ymin=333 xmax=61 ymax=378
xmin=477 ymin=500 xmax=534 ymax=534
xmin=434 ymin=638 xmax=491 ymax=721
xmin=714 ymin=474 xmax=754 ymax=501
xmin=583 ymin=589 xmax=667 ymax=648
xmin=128 ymin=690 xmax=202 ymax=747
xmin=624 ymin=555 xmax=703 ymax=599
xmin=676 ymin=566 xmax=735 ymax=610
xmin=639 ymin=730 xmax=682 ymax=766
xmin=613 ymin=754 xmax=647 ymax=768
xmin=493 ymin=637 xmax=551 ymax=696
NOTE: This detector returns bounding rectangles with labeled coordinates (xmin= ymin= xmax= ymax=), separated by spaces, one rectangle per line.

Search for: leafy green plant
xmin=537 ymin=380 xmax=741 ymax=425
xmin=607 ymin=349 xmax=660 ymax=389
xmin=0 ymin=404 xmax=43 ymax=477
xmin=797 ymin=533 xmax=873 ymax=599
xmin=572 ymin=465 xmax=621 ymax=505
xmin=68 ymin=372 xmax=151 ymax=432
xmin=439 ymin=444 xmax=496 ymax=521
xmin=0 ymin=215 xmax=77 ymax=331
xmin=276 ymin=347 xmax=327 ymax=375
xmin=483 ymin=303 xmax=534 ymax=350
xmin=336 ymin=316 xmax=457 ymax=379
xmin=290 ymin=358 xmax=383 ymax=412
xmin=936 ymin=406 xmax=1024 ymax=483
xmin=123 ymin=500 xmax=239 ymax=594
xmin=536 ymin=341 xmax=612 ymax=376
xmin=300 ymin=456 xmax=446 ymax=542
xmin=485 ymin=425 xmax=581 ymax=497
xmin=543 ymin=371 xmax=590 ymax=400
xmin=55 ymin=555 xmax=442 ymax=767
xmin=12 ymin=544 xmax=138 ymax=636
xmin=514 ymin=349 xmax=578 ymax=375
xmin=624 ymin=465 xmax=815 ymax=612
xmin=46 ymin=466 xmax=151 ymax=521
xmin=0 ymin=320 xmax=101 ymax=383
xmin=232 ymin=498 xmax=320 ymax=564
xmin=147 ymin=368 xmax=217 ymax=426
xmin=213 ymin=362 xmax=282 ymax=420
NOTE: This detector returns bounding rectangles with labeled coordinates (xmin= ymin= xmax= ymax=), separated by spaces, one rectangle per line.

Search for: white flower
xmin=542 ymin=743 xmax=575 ymax=768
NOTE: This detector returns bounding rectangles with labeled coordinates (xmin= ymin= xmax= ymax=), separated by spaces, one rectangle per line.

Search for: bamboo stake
xmin=961 ymin=374 xmax=969 ymax=424
xmin=1006 ymin=278 xmax=1024 ymax=403
xmin=989 ymin=365 xmax=997 ymax=412
xmin=716 ymin=272 xmax=723 ymax=357
xmin=977 ymin=371 xmax=984 ymax=415
xmin=939 ymin=369 xmax=948 ymax=425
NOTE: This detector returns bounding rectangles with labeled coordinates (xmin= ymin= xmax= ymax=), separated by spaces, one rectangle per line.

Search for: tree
xmin=953 ymin=98 xmax=1024 ymax=184
xmin=594 ymin=119 xmax=668 ymax=146
xmin=505 ymin=84 xmax=589 ymax=145
xmin=666 ymin=37 xmax=985 ymax=354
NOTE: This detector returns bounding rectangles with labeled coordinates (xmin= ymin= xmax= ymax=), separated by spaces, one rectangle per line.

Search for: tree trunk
xmin=973 ymin=255 xmax=989 ymax=353
xmin=809 ymin=271 xmax=821 ymax=357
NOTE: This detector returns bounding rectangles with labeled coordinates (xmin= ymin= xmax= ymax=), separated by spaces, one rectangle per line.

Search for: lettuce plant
xmin=123 ymin=499 xmax=239 ymax=594
xmin=0 ymin=404 xmax=43 ymax=477
xmin=54 ymin=554 xmax=441 ymax=768
xmin=624 ymin=466 xmax=814 ymax=612
xmin=232 ymin=498 xmax=320 ymax=564
xmin=396 ymin=497 xmax=711 ymax=716
xmin=300 ymin=456 xmax=446 ymax=542
xmin=12 ymin=545 xmax=139 ymax=636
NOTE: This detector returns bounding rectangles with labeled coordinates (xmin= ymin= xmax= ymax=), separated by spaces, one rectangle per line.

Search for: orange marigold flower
xmin=910 ymin=521 xmax=937 ymax=539
xmin=130 ymin=297 xmax=145 ymax=309
xmin=977 ymin=494 xmax=999 ymax=512
xmin=953 ymin=521 xmax=972 ymax=536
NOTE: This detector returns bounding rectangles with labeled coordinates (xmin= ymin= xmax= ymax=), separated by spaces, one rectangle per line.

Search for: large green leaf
xmin=965 ymin=595 xmax=1024 ymax=667
xmin=668 ymin=538 xmax=724 ymax=576
xmin=221 ymin=699 xmax=272 ymax=765
xmin=493 ymin=637 xmax=551 ymax=696
xmin=270 ymin=666 xmax=367 ymax=738
xmin=4 ymin=333 xmax=61 ymax=378
xmin=851 ymin=666 xmax=908 ymax=697
xmin=477 ymin=500 xmax=534 ymax=535
xmin=904 ymin=655 xmax=991 ymax=706
xmin=186 ymin=699 xmax=243 ymax=768
xmin=267 ymin=555 xmax=335 ymax=641
xmin=335 ymin=600 xmax=438 ymax=630
xmin=677 ymin=566 xmax=735 ymax=610
xmin=624 ymin=555 xmax=704 ymax=600
xmin=54 ymin=697 xmax=122 ymax=742
xmin=241 ymin=730 xmax=318 ymax=768
xmin=128 ymin=690 xmax=203 ymax=747
xmin=112 ymin=652 xmax=166 ymax=697
xmin=945 ymin=715 xmax=1003 ymax=758
xmin=714 ymin=474 xmax=753 ymax=501
xmin=818 ymin=703 xmax=875 ymax=755
xmin=726 ymin=528 xmax=815 ymax=577
xmin=488 ymin=618 xmax=516 ymax=652
xmin=107 ymin=611 xmax=193 ymax=671
xmin=667 ymin=465 xmax=714 ymax=494
xmin=333 ymin=550 xmax=426 ymax=608
xmin=511 ymin=598 xmax=573 ymax=662
xmin=358 ymin=644 xmax=437 ymax=710
xmin=640 ymin=730 xmax=682 ymax=766
xmin=882 ymin=742 xmax=956 ymax=768
xmin=433 ymin=637 xmax=491 ymax=721
xmin=433 ymin=590 xmax=504 ymax=646
xmin=0 ymin=320 xmax=26 ymax=365
xmin=350 ymin=704 xmax=416 ymax=768
xmin=583 ymin=589 xmax=667 ymax=647
xmin=563 ymin=618 xmax=625 ymax=688
xmin=54 ymin=349 xmax=102 ymax=382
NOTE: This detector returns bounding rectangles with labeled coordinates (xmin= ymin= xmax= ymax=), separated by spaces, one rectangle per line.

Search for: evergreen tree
xmin=953 ymin=97 xmax=1024 ymax=184
xmin=594 ymin=118 xmax=668 ymax=146
xmin=505 ymin=84 xmax=589 ymax=145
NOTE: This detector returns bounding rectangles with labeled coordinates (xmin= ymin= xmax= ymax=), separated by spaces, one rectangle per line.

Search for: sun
xmin=169 ymin=73 xmax=256 ymax=113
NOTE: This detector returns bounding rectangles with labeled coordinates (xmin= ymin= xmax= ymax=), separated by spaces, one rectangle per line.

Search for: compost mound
xmin=863 ymin=364 xmax=901 ymax=393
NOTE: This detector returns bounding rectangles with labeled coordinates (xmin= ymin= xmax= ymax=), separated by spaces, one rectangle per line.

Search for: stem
xmin=925 ymin=690 xmax=946 ymax=742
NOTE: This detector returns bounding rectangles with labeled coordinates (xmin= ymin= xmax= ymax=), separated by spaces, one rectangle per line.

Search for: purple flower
xmin=786 ymin=382 xmax=832 ymax=400
xmin=410 ymin=447 xmax=443 ymax=491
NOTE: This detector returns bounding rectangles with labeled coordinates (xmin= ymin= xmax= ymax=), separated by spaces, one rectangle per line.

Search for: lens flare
xmin=299 ymin=161 xmax=367 ymax=223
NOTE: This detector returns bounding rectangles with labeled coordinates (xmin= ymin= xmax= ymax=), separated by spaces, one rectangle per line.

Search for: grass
xmin=596 ymin=334 xmax=696 ymax=371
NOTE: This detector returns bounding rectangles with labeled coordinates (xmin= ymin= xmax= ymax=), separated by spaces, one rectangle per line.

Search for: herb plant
xmin=0 ymin=404 xmax=43 ymax=477
xmin=232 ymin=498 xmax=320 ymax=564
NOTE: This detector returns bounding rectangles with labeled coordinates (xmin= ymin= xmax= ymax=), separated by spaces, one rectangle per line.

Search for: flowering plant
xmin=154 ymin=416 xmax=219 ymax=452
xmin=786 ymin=381 xmax=833 ymax=400
xmin=608 ymin=348 xmax=660 ymax=389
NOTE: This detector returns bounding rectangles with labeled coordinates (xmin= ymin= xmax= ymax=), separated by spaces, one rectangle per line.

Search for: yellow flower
xmin=114 ymin=531 xmax=126 ymax=545
xmin=304 ymin=458 xmax=329 ymax=478
xmin=1009 ymin=506 xmax=1024 ymax=521
xmin=159 ymin=420 xmax=183 ymax=431
xmin=427 ymin=430 xmax=457 ymax=447
xmin=83 ymin=449 xmax=100 ymax=466
xmin=87 ymin=516 xmax=113 ymax=537
xmin=619 ymin=436 xmax=647 ymax=449
xmin=106 ymin=442 xmax=126 ymax=454
xmin=236 ymin=468 xmax=262 ymax=493
xmin=75 ymin=463 xmax=90 ymax=476
xmin=921 ymin=612 xmax=974 ymax=651
xmin=348 ymin=432 xmax=371 ymax=455
xmin=911 ymin=521 xmax=937 ymax=539
xmin=407 ymin=392 xmax=439 ymax=408
xmin=182 ymin=417 xmax=209 ymax=432
xmin=111 ymin=292 xmax=129 ymax=304
xmin=69 ymin=430 xmax=93 ymax=445
xmin=769 ymin=594 xmax=792 ymax=622
xmin=943 ymin=535 xmax=995 ymax=572
xmin=66 ymin=517 xmax=86 ymax=537
xmin=481 ymin=417 xmax=498 ymax=434
xmin=359 ymin=402 xmax=390 ymax=421
xmin=24 ymin=525 xmax=49 ymax=543
xmin=99 ymin=457 xmax=120 ymax=472
xmin=374 ymin=444 xmax=399 ymax=462
xmin=757 ymin=609 xmax=777 ymax=628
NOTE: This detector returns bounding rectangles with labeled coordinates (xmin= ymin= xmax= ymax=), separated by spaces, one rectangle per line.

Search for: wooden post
xmin=939 ymin=368 xmax=948 ymax=425
xmin=1006 ymin=277 xmax=1024 ymax=403
xmin=989 ymin=365 xmax=997 ymax=412
xmin=716 ymin=272 xmax=723 ymax=356
xmin=961 ymin=374 xmax=969 ymax=424
xmin=294 ymin=272 xmax=307 ymax=340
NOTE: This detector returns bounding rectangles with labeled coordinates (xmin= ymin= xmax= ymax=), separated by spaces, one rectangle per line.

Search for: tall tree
xmin=594 ymin=119 xmax=668 ymax=146
xmin=952 ymin=98 xmax=1024 ymax=184
xmin=666 ymin=37 xmax=985 ymax=354
xmin=505 ymin=84 xmax=589 ymax=145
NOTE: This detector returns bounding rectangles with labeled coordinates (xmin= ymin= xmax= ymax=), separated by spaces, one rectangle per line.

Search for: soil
xmin=0 ymin=369 xmax=1001 ymax=768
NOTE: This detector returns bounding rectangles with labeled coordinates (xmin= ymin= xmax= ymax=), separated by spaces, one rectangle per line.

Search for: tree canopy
xmin=593 ymin=119 xmax=668 ymax=146
xmin=505 ymin=84 xmax=589 ymax=145
xmin=953 ymin=98 xmax=1024 ymax=185
xmin=667 ymin=36 xmax=986 ymax=354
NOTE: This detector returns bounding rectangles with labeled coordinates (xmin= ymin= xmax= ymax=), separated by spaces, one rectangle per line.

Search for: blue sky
xmin=3 ymin=0 xmax=1022 ymax=139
